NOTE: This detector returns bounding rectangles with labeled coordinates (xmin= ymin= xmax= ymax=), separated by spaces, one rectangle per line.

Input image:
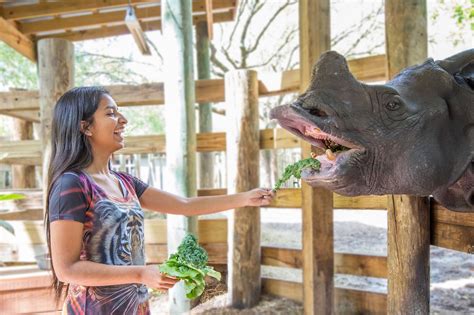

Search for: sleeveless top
xmin=49 ymin=170 xmax=150 ymax=315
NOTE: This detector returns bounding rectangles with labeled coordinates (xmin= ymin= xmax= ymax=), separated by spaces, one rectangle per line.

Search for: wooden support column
xmin=196 ymin=21 xmax=214 ymax=189
xmin=299 ymin=0 xmax=333 ymax=314
xmin=385 ymin=1 xmax=430 ymax=314
xmin=37 ymin=39 xmax=74 ymax=207
xmin=225 ymin=70 xmax=260 ymax=308
xmin=12 ymin=119 xmax=35 ymax=188
xmin=161 ymin=1 xmax=197 ymax=314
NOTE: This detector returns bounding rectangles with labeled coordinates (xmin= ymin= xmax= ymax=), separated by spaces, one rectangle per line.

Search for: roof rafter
xmin=35 ymin=10 xmax=234 ymax=42
xmin=0 ymin=17 xmax=35 ymax=61
xmin=1 ymin=0 xmax=157 ymax=20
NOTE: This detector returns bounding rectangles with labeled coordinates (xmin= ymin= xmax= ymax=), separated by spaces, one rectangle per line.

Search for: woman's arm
xmin=50 ymin=220 xmax=178 ymax=289
xmin=139 ymin=187 xmax=274 ymax=215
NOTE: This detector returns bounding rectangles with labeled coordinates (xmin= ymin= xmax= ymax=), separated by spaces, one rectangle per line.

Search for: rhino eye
xmin=308 ymin=108 xmax=328 ymax=117
xmin=386 ymin=100 xmax=400 ymax=111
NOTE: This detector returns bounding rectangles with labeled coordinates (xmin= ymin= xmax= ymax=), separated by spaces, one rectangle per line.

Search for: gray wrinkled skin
xmin=270 ymin=49 xmax=473 ymax=212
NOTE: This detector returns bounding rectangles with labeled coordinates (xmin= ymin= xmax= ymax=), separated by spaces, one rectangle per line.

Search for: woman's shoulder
xmin=52 ymin=170 xmax=90 ymax=192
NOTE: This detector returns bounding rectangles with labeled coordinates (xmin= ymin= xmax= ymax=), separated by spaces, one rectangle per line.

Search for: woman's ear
xmin=80 ymin=121 xmax=92 ymax=136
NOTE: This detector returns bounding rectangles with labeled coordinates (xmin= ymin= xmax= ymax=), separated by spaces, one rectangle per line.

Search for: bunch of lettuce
xmin=159 ymin=234 xmax=221 ymax=299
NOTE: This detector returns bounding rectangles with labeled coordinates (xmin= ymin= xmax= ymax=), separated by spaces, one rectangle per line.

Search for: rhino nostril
xmin=308 ymin=108 xmax=329 ymax=117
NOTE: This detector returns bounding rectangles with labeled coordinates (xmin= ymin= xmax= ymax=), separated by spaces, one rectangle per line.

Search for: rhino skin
xmin=270 ymin=49 xmax=473 ymax=212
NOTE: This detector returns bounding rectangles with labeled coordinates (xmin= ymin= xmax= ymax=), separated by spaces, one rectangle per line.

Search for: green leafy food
xmin=273 ymin=157 xmax=321 ymax=191
xmin=158 ymin=234 xmax=221 ymax=299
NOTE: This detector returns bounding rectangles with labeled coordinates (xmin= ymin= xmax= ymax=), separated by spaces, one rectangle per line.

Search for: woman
xmin=46 ymin=86 xmax=275 ymax=314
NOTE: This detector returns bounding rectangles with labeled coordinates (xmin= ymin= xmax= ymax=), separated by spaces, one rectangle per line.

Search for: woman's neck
xmin=84 ymin=148 xmax=112 ymax=175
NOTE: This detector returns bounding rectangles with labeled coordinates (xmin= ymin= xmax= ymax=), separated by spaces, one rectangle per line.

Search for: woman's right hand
xmin=140 ymin=265 xmax=180 ymax=290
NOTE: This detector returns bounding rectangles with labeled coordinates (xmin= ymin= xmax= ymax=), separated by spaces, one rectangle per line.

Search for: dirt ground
xmin=150 ymin=209 xmax=474 ymax=314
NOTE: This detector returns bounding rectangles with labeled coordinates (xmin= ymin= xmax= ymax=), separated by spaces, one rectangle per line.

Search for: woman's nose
xmin=119 ymin=113 xmax=128 ymax=124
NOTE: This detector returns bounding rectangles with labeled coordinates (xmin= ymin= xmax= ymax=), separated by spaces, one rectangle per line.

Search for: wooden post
xmin=12 ymin=119 xmax=35 ymax=188
xmin=161 ymin=1 xmax=197 ymax=313
xmin=225 ymin=70 xmax=260 ymax=308
xmin=196 ymin=21 xmax=214 ymax=189
xmin=385 ymin=1 xmax=430 ymax=314
xmin=37 ymin=39 xmax=74 ymax=207
xmin=299 ymin=0 xmax=333 ymax=314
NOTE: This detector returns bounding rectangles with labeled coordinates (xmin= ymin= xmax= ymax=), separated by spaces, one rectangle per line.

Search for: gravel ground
xmin=150 ymin=209 xmax=474 ymax=314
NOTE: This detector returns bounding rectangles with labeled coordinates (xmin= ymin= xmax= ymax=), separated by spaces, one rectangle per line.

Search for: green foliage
xmin=159 ymin=234 xmax=221 ymax=299
xmin=273 ymin=157 xmax=321 ymax=191
xmin=0 ymin=193 xmax=25 ymax=235
xmin=0 ymin=42 xmax=37 ymax=89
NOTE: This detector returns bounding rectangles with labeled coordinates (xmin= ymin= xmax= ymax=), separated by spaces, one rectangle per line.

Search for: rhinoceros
xmin=270 ymin=49 xmax=473 ymax=212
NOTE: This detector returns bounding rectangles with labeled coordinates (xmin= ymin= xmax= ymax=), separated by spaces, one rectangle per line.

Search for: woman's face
xmin=84 ymin=94 xmax=128 ymax=153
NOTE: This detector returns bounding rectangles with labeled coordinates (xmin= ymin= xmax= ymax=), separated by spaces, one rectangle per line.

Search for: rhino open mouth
xmin=274 ymin=108 xmax=363 ymax=181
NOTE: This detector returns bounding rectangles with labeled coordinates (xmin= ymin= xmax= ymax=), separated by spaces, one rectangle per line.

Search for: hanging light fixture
xmin=125 ymin=4 xmax=151 ymax=55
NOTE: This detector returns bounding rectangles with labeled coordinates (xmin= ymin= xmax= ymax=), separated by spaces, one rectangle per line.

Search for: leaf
xmin=0 ymin=194 xmax=25 ymax=201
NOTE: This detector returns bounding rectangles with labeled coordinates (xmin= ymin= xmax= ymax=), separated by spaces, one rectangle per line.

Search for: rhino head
xmin=270 ymin=49 xmax=474 ymax=212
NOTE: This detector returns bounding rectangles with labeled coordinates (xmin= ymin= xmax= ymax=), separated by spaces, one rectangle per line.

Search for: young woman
xmin=46 ymin=86 xmax=275 ymax=315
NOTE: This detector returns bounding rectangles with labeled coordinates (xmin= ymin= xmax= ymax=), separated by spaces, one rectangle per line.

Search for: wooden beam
xmin=299 ymin=0 xmax=333 ymax=314
xmin=11 ymin=119 xmax=36 ymax=189
xmin=0 ymin=17 xmax=35 ymax=61
xmin=205 ymin=0 xmax=214 ymax=40
xmin=2 ymin=0 xmax=157 ymax=20
xmin=34 ymin=10 xmax=234 ymax=42
xmin=261 ymin=247 xmax=388 ymax=278
xmin=225 ymin=70 xmax=261 ymax=308
xmin=20 ymin=0 xmax=234 ymax=35
xmin=387 ymin=195 xmax=430 ymax=314
xmin=0 ymin=55 xmax=387 ymax=115
xmin=261 ymin=279 xmax=387 ymax=315
xmin=385 ymin=1 xmax=429 ymax=313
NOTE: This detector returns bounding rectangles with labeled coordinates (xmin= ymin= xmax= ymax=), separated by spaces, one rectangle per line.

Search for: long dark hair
xmin=44 ymin=86 xmax=110 ymax=303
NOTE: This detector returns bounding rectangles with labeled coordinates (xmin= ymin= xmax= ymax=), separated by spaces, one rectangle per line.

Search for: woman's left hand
xmin=243 ymin=188 xmax=276 ymax=207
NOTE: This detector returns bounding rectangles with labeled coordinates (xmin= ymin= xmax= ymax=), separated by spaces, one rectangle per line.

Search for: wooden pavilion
xmin=0 ymin=1 xmax=473 ymax=314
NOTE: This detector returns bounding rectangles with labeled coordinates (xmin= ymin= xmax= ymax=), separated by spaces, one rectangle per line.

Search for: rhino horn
xmin=309 ymin=51 xmax=360 ymax=91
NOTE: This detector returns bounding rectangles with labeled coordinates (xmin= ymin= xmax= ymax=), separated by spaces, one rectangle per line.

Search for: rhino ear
xmin=433 ymin=161 xmax=474 ymax=212
xmin=436 ymin=48 xmax=474 ymax=75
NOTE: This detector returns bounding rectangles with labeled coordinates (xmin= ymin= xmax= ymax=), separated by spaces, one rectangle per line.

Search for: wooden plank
xmin=432 ymin=202 xmax=474 ymax=228
xmin=431 ymin=221 xmax=474 ymax=253
xmin=261 ymin=279 xmax=387 ymax=315
xmin=35 ymin=10 xmax=235 ymax=42
xmin=0 ymin=17 xmax=36 ymax=61
xmin=145 ymin=243 xmax=227 ymax=264
xmin=261 ymin=247 xmax=387 ymax=278
xmin=0 ymin=287 xmax=61 ymax=314
xmin=144 ymin=218 xmax=227 ymax=244
xmin=225 ymin=69 xmax=261 ymax=307
xmin=0 ymin=55 xmax=385 ymax=115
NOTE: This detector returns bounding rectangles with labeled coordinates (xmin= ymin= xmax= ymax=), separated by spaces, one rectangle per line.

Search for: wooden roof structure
xmin=0 ymin=0 xmax=237 ymax=62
